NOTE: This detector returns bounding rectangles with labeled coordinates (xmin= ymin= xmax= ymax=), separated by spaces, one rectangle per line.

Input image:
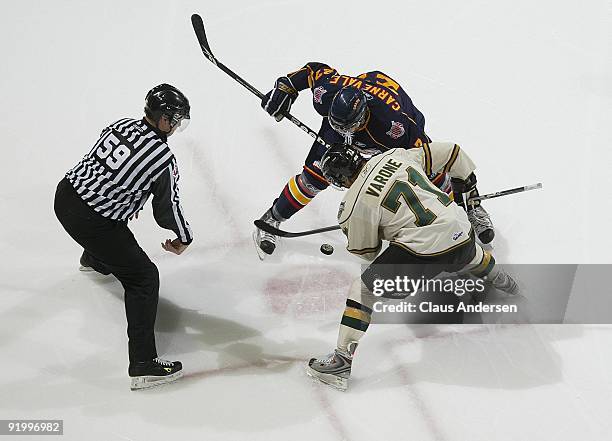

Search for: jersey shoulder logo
xmin=386 ymin=121 xmax=405 ymax=139
xmin=313 ymin=86 xmax=327 ymax=104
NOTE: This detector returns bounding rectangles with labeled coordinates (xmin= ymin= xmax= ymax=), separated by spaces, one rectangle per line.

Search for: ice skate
xmin=129 ymin=357 xmax=183 ymax=391
xmin=253 ymin=208 xmax=280 ymax=260
xmin=306 ymin=349 xmax=352 ymax=391
xmin=487 ymin=268 xmax=520 ymax=296
xmin=468 ymin=205 xmax=495 ymax=244
xmin=79 ymin=251 xmax=95 ymax=272
xmin=79 ymin=251 xmax=111 ymax=274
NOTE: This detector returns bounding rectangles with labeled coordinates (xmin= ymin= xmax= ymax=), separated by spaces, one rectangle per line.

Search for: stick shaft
xmin=190 ymin=14 xmax=329 ymax=148
xmin=255 ymin=182 xmax=543 ymax=238
xmin=470 ymin=183 xmax=542 ymax=201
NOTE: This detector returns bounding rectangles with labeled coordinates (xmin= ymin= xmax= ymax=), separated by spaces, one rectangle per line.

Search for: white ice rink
xmin=2 ymin=1 xmax=612 ymax=440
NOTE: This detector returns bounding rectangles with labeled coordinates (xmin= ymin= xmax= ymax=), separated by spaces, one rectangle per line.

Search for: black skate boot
xmin=253 ymin=208 xmax=281 ymax=259
xmin=129 ymin=357 xmax=183 ymax=390
xmin=307 ymin=349 xmax=353 ymax=391
xmin=79 ymin=251 xmax=111 ymax=274
xmin=79 ymin=251 xmax=95 ymax=272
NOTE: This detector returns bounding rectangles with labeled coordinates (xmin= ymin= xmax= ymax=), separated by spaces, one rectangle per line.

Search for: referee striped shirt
xmin=66 ymin=118 xmax=193 ymax=244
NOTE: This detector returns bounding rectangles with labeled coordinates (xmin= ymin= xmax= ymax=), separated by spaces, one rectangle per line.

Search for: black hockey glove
xmin=451 ymin=172 xmax=480 ymax=209
xmin=261 ymin=76 xmax=298 ymax=122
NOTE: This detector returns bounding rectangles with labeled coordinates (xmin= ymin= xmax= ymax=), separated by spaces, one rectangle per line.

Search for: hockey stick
xmin=190 ymin=14 xmax=330 ymax=148
xmin=254 ymin=182 xmax=543 ymax=238
xmin=253 ymin=220 xmax=341 ymax=238
xmin=469 ymin=182 xmax=542 ymax=202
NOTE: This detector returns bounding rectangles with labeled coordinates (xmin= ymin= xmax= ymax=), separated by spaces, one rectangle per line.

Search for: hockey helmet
xmin=328 ymin=87 xmax=368 ymax=140
xmin=145 ymin=84 xmax=191 ymax=132
xmin=320 ymin=143 xmax=366 ymax=189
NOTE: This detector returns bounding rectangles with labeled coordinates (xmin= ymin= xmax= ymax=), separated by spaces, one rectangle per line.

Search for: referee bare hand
xmin=162 ymin=238 xmax=189 ymax=255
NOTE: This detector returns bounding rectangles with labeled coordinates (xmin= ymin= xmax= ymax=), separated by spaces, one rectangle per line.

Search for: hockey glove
xmin=451 ymin=172 xmax=480 ymax=209
xmin=261 ymin=76 xmax=298 ymax=121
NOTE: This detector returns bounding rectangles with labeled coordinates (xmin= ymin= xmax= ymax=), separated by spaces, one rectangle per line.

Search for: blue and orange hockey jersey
xmin=286 ymin=62 xmax=429 ymax=153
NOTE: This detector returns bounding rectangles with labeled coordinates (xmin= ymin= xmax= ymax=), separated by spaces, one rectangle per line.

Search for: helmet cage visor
xmin=169 ymin=111 xmax=190 ymax=132
xmin=328 ymin=106 xmax=368 ymax=139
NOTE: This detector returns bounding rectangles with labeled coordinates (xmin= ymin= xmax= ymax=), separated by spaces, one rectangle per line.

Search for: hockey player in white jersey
xmin=306 ymin=143 xmax=518 ymax=391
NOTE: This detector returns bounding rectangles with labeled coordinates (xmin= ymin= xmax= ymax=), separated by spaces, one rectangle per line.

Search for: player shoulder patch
xmin=313 ymin=86 xmax=327 ymax=104
xmin=386 ymin=121 xmax=405 ymax=140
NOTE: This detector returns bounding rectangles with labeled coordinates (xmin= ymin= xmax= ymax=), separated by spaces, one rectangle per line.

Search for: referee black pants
xmin=54 ymin=178 xmax=158 ymax=364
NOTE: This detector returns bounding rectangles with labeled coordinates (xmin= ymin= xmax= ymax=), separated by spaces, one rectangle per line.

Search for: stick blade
xmin=526 ymin=182 xmax=543 ymax=191
xmin=253 ymin=220 xmax=342 ymax=238
xmin=191 ymin=13 xmax=215 ymax=59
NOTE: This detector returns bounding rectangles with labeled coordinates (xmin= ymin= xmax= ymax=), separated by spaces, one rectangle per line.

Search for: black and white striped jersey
xmin=66 ymin=118 xmax=193 ymax=244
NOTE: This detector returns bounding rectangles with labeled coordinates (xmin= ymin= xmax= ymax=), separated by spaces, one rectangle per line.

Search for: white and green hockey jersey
xmin=338 ymin=143 xmax=477 ymax=261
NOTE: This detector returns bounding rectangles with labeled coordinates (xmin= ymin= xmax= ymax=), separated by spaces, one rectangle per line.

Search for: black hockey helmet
xmin=320 ymin=143 xmax=366 ymax=189
xmin=328 ymin=87 xmax=368 ymax=140
xmin=145 ymin=84 xmax=190 ymax=131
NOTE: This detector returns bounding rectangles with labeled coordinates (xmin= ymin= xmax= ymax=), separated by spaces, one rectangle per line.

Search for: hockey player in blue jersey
xmin=255 ymin=62 xmax=494 ymax=256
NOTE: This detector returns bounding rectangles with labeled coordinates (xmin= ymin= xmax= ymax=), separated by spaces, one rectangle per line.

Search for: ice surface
xmin=1 ymin=1 xmax=611 ymax=440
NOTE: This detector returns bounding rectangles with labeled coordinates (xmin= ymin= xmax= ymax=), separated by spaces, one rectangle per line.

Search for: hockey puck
xmin=320 ymin=244 xmax=334 ymax=255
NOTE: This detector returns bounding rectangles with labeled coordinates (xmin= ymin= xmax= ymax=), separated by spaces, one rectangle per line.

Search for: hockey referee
xmin=54 ymin=84 xmax=193 ymax=390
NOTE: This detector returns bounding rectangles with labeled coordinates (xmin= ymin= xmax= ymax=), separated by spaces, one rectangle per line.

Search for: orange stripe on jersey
xmin=431 ymin=172 xmax=446 ymax=186
xmin=303 ymin=165 xmax=328 ymax=184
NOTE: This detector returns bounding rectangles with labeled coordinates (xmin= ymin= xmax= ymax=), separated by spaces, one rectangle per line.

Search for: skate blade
xmin=79 ymin=265 xmax=95 ymax=272
xmin=306 ymin=366 xmax=348 ymax=391
xmin=252 ymin=230 xmax=267 ymax=261
xmin=130 ymin=370 xmax=183 ymax=391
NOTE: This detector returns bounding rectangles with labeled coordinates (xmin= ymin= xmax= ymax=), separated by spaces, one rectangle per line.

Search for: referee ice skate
xmin=54 ymin=84 xmax=193 ymax=390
